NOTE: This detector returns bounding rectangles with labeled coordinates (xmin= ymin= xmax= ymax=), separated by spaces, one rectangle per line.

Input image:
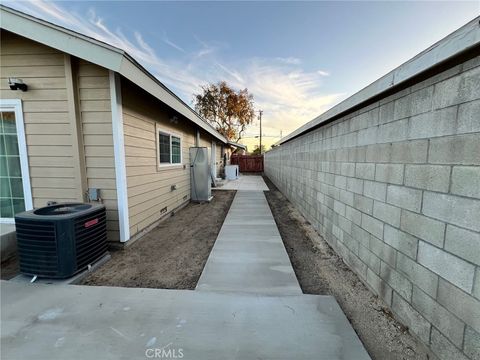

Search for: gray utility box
xmin=190 ymin=147 xmax=212 ymax=202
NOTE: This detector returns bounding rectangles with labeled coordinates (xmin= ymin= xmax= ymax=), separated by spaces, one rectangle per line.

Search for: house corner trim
xmin=109 ymin=71 xmax=130 ymax=242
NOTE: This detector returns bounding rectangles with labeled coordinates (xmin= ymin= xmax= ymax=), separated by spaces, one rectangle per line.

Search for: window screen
xmin=171 ymin=136 xmax=181 ymax=164
xmin=159 ymin=133 xmax=170 ymax=164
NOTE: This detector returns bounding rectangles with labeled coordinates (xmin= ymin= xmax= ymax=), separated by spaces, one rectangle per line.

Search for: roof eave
xmin=0 ymin=5 xmax=227 ymax=144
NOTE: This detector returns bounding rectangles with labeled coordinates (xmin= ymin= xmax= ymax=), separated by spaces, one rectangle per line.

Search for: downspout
xmin=196 ymin=129 xmax=200 ymax=147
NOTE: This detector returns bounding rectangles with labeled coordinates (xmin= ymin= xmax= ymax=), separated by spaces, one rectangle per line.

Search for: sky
xmin=5 ymin=1 xmax=479 ymax=150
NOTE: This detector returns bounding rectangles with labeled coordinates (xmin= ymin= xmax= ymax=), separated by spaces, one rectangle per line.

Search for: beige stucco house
xmin=0 ymin=5 xmax=233 ymax=245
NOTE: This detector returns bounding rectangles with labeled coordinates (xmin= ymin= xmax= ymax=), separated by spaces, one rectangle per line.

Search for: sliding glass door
xmin=0 ymin=100 xmax=32 ymax=222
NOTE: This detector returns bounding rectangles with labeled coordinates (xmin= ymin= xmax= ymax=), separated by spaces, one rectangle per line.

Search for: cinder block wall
xmin=265 ymin=56 xmax=480 ymax=360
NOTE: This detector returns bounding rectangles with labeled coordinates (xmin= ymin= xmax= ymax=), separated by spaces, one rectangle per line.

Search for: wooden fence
xmin=230 ymin=155 xmax=264 ymax=172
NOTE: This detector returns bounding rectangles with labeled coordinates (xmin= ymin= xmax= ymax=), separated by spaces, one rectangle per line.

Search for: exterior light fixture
xmin=8 ymin=78 xmax=28 ymax=91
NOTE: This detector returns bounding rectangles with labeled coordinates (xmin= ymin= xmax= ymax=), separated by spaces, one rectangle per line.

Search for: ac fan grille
xmin=16 ymin=220 xmax=58 ymax=277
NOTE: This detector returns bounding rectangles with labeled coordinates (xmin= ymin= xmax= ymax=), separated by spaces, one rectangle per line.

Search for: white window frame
xmin=0 ymin=99 xmax=33 ymax=224
xmin=156 ymin=125 xmax=183 ymax=170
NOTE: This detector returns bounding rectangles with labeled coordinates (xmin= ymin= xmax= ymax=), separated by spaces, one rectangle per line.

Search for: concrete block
xmin=457 ymin=99 xmax=480 ymax=134
xmin=391 ymin=292 xmax=431 ymax=344
xmin=350 ymin=112 xmax=369 ymax=132
xmin=411 ymin=63 xmax=462 ymax=93
xmin=417 ymin=241 xmax=475 ymax=293
xmin=429 ymin=133 xmax=480 ymax=165
xmin=333 ymin=200 xmax=346 ymax=217
xmin=373 ymin=202 xmax=401 ymax=227
xmin=375 ymin=164 xmax=404 ymax=185
xmin=324 ymin=173 xmax=335 ymax=185
xmin=366 ymin=107 xmax=380 ymax=127
xmin=391 ymin=140 xmax=428 ymax=164
xmin=433 ymin=66 xmax=480 ymax=109
xmin=345 ymin=205 xmax=362 ymax=226
xmin=430 ymin=327 xmax=470 ymax=360
xmin=412 ymin=287 xmax=465 ymax=347
xmin=464 ymin=326 xmax=480 ymax=360
xmin=340 ymin=163 xmax=355 ymax=177
xmin=345 ymin=250 xmax=367 ymax=279
xmin=423 ymin=192 xmax=480 ymax=232
xmin=451 ymin=166 xmax=480 ymax=199
xmin=334 ymin=175 xmax=347 ymax=190
xmin=384 ymin=225 xmax=417 ymax=259
xmin=387 ymin=185 xmax=422 ymax=213
xmin=380 ymin=262 xmax=413 ymax=301
xmin=348 ymin=146 xmax=366 ymax=163
xmin=408 ymin=106 xmax=457 ymax=139
xmin=437 ymin=278 xmax=480 ymax=333
xmin=365 ymin=143 xmax=392 ymax=163
xmin=352 ymin=223 xmax=371 ymax=248
xmin=366 ymin=268 xmax=393 ymax=305
xmin=364 ymin=180 xmax=387 ymax=202
xmin=445 ymin=225 xmax=480 ymax=266
xmin=474 ymin=268 xmax=480 ymax=301
xmin=394 ymin=86 xmax=433 ymax=120
xmin=404 ymin=164 xmax=450 ymax=192
xmin=378 ymin=102 xmax=395 ymax=124
xmin=379 ymin=88 xmax=411 ymax=107
xmin=355 ymin=163 xmax=375 ymax=180
xmin=354 ymin=194 xmax=373 ymax=215
xmin=369 ymin=235 xmax=396 ymax=267
xmin=361 ymin=213 xmax=384 ymax=239
xmin=400 ymin=210 xmax=445 ymax=247
xmin=339 ymin=189 xmax=354 ymax=207
xmin=358 ymin=245 xmax=381 ymax=274
xmin=338 ymin=216 xmax=353 ymax=236
xmin=377 ymin=119 xmax=409 ymax=143
xmin=396 ymin=253 xmax=438 ymax=298
xmin=357 ymin=126 xmax=378 ymax=147
xmin=346 ymin=178 xmax=363 ymax=195
xmin=342 ymin=233 xmax=358 ymax=254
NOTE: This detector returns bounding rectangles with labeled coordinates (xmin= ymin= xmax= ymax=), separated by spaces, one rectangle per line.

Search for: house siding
xmin=1 ymin=31 xmax=120 ymax=241
xmin=1 ymin=31 xmax=225 ymax=244
xmin=265 ymin=56 xmax=480 ymax=360
xmin=77 ymin=60 xmax=119 ymax=242
xmin=122 ymin=79 xmax=208 ymax=238
xmin=0 ymin=31 xmax=76 ymax=206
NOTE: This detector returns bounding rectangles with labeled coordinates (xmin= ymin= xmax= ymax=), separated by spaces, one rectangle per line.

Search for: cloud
xmin=7 ymin=0 xmax=344 ymax=148
xmin=162 ymin=32 xmax=185 ymax=53
xmin=276 ymin=57 xmax=302 ymax=65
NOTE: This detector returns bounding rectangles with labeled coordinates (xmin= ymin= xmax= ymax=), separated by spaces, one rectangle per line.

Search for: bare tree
xmin=194 ymin=81 xmax=255 ymax=141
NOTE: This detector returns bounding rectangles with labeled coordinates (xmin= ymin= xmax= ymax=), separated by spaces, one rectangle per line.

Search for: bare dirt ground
xmin=81 ymin=190 xmax=235 ymax=289
xmin=263 ymin=176 xmax=434 ymax=360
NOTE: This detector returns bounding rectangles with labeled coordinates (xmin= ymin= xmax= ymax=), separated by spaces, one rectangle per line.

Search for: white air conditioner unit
xmin=225 ymin=165 xmax=239 ymax=180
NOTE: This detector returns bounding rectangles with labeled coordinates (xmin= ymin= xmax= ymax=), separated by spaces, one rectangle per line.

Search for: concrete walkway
xmin=215 ymin=175 xmax=269 ymax=191
xmin=0 ymin=175 xmax=371 ymax=359
xmin=197 ymin=191 xmax=302 ymax=295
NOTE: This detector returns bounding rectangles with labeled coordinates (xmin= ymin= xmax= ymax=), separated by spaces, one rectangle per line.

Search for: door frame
xmin=0 ymin=99 xmax=33 ymax=223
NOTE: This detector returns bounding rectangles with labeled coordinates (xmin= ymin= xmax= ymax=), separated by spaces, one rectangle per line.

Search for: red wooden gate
xmin=231 ymin=155 xmax=264 ymax=172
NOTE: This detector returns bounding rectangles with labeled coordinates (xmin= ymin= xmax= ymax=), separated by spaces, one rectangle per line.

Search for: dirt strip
xmin=263 ymin=176 xmax=433 ymax=360
xmin=81 ymin=190 xmax=235 ymax=289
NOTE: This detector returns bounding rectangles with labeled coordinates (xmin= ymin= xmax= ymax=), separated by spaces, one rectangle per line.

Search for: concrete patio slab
xmin=1 ymin=280 xmax=371 ymax=360
xmin=196 ymin=191 xmax=302 ymax=295
xmin=215 ymin=175 xmax=269 ymax=191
